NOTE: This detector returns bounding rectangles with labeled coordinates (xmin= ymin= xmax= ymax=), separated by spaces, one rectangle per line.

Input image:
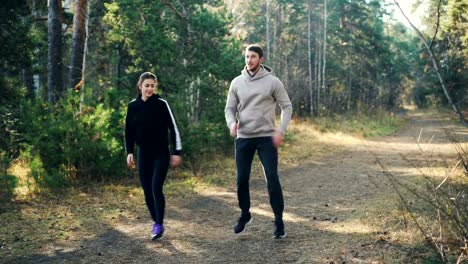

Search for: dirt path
xmin=9 ymin=112 xmax=467 ymax=263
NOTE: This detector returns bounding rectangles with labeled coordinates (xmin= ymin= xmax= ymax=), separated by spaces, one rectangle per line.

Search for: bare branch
xmin=429 ymin=0 xmax=443 ymax=49
xmin=374 ymin=157 xmax=445 ymax=262
xmin=160 ymin=0 xmax=185 ymax=19
xmin=436 ymin=158 xmax=462 ymax=190
xmin=456 ymin=238 xmax=467 ymax=264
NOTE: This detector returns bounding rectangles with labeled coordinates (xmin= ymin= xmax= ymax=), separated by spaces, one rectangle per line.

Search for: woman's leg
xmin=151 ymin=153 xmax=170 ymax=225
xmin=138 ymin=148 xmax=157 ymax=222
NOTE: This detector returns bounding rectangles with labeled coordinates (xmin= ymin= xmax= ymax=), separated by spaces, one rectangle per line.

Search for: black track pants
xmin=235 ymin=137 xmax=284 ymax=221
xmin=137 ymin=147 xmax=170 ymax=224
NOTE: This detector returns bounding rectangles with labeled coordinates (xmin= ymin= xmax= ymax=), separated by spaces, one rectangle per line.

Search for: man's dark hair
xmin=246 ymin=44 xmax=264 ymax=58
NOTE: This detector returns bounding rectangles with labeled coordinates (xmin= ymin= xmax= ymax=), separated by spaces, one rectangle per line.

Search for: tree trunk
xmin=273 ymin=2 xmax=277 ymax=67
xmin=21 ymin=17 xmax=34 ymax=99
xmin=317 ymin=32 xmax=322 ymax=116
xmin=275 ymin=3 xmax=282 ymax=75
xmin=68 ymin=0 xmax=88 ymax=91
xmin=22 ymin=66 xmax=34 ymax=98
xmin=284 ymin=54 xmax=289 ymax=94
xmin=394 ymin=0 xmax=468 ymax=126
xmin=266 ymin=0 xmax=270 ymax=62
xmin=308 ymin=0 xmax=314 ymax=115
xmin=322 ymin=0 xmax=327 ymax=113
xmin=47 ymin=0 xmax=64 ymax=103
xmin=347 ymin=51 xmax=352 ymax=111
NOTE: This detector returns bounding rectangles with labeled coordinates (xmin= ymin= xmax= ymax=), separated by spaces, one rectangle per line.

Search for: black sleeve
xmin=124 ymin=103 xmax=136 ymax=154
xmin=162 ymin=101 xmax=182 ymax=155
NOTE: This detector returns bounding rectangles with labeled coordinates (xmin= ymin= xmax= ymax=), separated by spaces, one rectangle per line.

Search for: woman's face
xmin=139 ymin=78 xmax=157 ymax=100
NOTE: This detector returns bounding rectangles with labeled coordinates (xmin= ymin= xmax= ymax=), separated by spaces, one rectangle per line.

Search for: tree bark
xmin=308 ymin=0 xmax=314 ymax=115
xmin=322 ymin=0 xmax=327 ymax=113
xmin=47 ymin=0 xmax=64 ymax=103
xmin=346 ymin=52 xmax=352 ymax=111
xmin=266 ymin=0 xmax=270 ymax=61
xmin=68 ymin=0 xmax=88 ymax=91
xmin=22 ymin=66 xmax=34 ymax=98
xmin=316 ymin=33 xmax=321 ymax=116
xmin=21 ymin=17 xmax=35 ymax=98
xmin=275 ymin=3 xmax=283 ymax=74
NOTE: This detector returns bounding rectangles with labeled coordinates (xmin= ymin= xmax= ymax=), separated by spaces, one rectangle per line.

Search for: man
xmin=225 ymin=44 xmax=293 ymax=239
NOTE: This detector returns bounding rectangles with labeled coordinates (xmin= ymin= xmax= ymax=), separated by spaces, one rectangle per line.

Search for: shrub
xmin=0 ymin=152 xmax=17 ymax=201
xmin=181 ymin=119 xmax=232 ymax=176
xmin=0 ymin=100 xmax=22 ymax=200
xmin=19 ymin=90 xmax=128 ymax=191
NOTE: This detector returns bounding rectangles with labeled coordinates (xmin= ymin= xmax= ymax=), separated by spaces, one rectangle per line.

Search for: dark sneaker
xmin=273 ymin=221 xmax=286 ymax=239
xmin=152 ymin=223 xmax=164 ymax=240
xmin=234 ymin=213 xmax=252 ymax=234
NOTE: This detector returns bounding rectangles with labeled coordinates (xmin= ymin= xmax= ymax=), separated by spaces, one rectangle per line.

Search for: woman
xmin=125 ymin=72 xmax=182 ymax=240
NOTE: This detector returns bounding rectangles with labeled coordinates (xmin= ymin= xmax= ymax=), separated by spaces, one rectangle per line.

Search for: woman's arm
xmin=160 ymin=99 xmax=182 ymax=156
xmin=124 ymin=103 xmax=136 ymax=164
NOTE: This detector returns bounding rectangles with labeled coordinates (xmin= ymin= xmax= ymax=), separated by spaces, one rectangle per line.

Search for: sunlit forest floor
xmin=1 ymin=110 xmax=467 ymax=263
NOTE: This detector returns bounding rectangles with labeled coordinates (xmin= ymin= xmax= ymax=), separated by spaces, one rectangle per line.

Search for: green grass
xmin=313 ymin=111 xmax=403 ymax=138
xmin=165 ymin=176 xmax=198 ymax=196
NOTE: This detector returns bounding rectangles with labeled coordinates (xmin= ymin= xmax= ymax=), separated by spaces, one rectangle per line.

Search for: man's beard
xmin=248 ymin=64 xmax=260 ymax=72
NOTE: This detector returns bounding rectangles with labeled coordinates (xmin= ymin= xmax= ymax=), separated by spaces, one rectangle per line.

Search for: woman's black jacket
xmin=125 ymin=94 xmax=182 ymax=156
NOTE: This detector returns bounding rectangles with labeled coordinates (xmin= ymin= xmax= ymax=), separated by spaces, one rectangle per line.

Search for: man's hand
xmin=170 ymin=155 xmax=182 ymax=167
xmin=230 ymin=122 xmax=239 ymax=138
xmin=126 ymin=154 xmax=135 ymax=168
xmin=272 ymin=131 xmax=284 ymax=148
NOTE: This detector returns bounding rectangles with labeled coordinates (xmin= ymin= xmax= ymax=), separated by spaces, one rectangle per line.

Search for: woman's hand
xmin=170 ymin=155 xmax=182 ymax=167
xmin=126 ymin=154 xmax=135 ymax=168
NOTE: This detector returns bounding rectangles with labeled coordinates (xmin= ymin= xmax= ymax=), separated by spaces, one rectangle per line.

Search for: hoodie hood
xmin=241 ymin=64 xmax=273 ymax=81
xmin=136 ymin=93 xmax=161 ymax=101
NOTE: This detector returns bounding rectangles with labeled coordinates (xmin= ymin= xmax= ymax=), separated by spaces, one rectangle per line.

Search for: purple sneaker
xmin=152 ymin=223 xmax=164 ymax=240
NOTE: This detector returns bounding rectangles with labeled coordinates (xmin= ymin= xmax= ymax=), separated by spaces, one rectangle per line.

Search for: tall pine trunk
xmin=22 ymin=66 xmax=34 ymax=99
xmin=308 ymin=0 xmax=314 ymax=115
xmin=346 ymin=54 xmax=352 ymax=111
xmin=317 ymin=31 xmax=322 ymax=116
xmin=22 ymin=16 xmax=34 ymax=99
xmin=266 ymin=0 xmax=270 ymax=61
xmin=68 ymin=0 xmax=88 ymax=91
xmin=274 ymin=3 xmax=282 ymax=74
xmin=47 ymin=0 xmax=63 ymax=103
xmin=322 ymin=0 xmax=327 ymax=114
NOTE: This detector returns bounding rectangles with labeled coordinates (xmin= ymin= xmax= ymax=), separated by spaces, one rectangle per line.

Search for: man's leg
xmin=258 ymin=137 xmax=286 ymax=238
xmin=234 ymin=138 xmax=256 ymax=233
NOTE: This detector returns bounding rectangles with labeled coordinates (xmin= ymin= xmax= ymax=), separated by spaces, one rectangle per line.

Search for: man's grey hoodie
xmin=225 ymin=65 xmax=293 ymax=138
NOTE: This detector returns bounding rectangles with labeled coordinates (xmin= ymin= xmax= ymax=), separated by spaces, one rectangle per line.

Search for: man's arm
xmin=273 ymin=79 xmax=293 ymax=135
xmin=224 ymin=83 xmax=239 ymax=137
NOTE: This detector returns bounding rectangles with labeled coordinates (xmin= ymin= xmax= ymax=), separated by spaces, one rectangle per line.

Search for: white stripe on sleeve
xmin=159 ymin=98 xmax=182 ymax=151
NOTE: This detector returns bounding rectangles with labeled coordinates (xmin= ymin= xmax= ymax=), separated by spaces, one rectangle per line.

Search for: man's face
xmin=245 ymin=50 xmax=263 ymax=72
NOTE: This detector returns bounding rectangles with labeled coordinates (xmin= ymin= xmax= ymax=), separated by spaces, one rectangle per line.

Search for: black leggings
xmin=137 ymin=148 xmax=170 ymax=225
